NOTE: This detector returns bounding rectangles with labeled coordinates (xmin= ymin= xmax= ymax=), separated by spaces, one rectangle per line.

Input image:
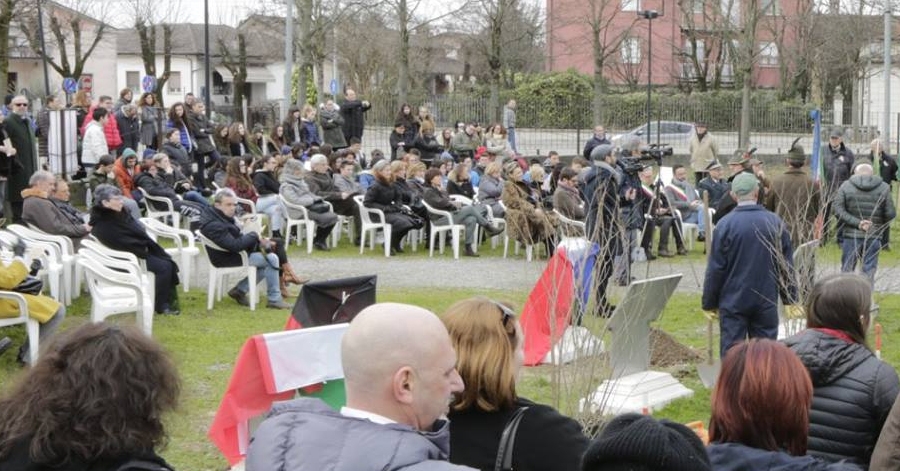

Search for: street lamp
xmin=638 ymin=9 xmax=660 ymax=145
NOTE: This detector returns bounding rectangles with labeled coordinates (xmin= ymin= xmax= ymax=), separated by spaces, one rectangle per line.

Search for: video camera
xmin=619 ymin=143 xmax=674 ymax=176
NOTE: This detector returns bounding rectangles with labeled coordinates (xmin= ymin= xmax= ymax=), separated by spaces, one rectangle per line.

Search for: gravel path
xmin=188 ymin=251 xmax=900 ymax=295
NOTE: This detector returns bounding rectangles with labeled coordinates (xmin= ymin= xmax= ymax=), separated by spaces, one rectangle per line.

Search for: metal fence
xmin=211 ymin=96 xmax=895 ymax=158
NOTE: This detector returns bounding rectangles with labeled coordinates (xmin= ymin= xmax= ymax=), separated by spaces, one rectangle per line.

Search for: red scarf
xmin=813 ymin=328 xmax=855 ymax=344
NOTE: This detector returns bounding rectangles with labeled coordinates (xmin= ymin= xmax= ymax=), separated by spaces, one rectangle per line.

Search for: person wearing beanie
xmin=764 ymin=139 xmax=820 ymax=249
xmin=112 ymin=148 xmax=141 ymax=200
xmin=703 ymin=172 xmax=798 ymax=356
xmin=581 ymin=413 xmax=710 ymax=471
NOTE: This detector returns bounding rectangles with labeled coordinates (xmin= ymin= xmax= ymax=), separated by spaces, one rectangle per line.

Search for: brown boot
xmin=280 ymin=275 xmax=294 ymax=299
xmin=281 ymin=263 xmax=310 ymax=285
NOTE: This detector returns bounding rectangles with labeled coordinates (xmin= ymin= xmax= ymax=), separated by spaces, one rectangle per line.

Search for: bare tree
xmin=17 ymin=0 xmax=111 ymax=82
xmin=218 ymin=32 xmax=248 ymax=122
xmin=0 ymin=0 xmax=17 ymax=95
xmin=125 ymin=0 xmax=182 ymax=107
xmin=335 ymin=10 xmax=393 ymax=95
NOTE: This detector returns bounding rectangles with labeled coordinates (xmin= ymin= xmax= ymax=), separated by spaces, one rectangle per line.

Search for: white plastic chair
xmin=78 ymin=252 xmax=155 ymax=336
xmin=197 ymin=232 xmax=258 ymax=311
xmin=0 ymin=230 xmax=64 ymax=303
xmin=553 ymin=209 xmax=586 ymax=239
xmin=0 ymin=291 xmax=40 ymax=365
xmin=675 ymin=209 xmax=699 ymax=250
xmin=80 ymin=240 xmax=154 ymax=298
xmin=278 ymin=195 xmax=316 ymax=253
xmin=422 ymin=201 xmax=463 ymax=260
xmin=353 ymin=195 xmax=392 ymax=257
xmin=135 ymin=188 xmax=181 ymax=228
xmin=9 ymin=224 xmax=77 ymax=305
xmin=141 ymin=218 xmax=200 ymax=292
xmin=236 ymin=197 xmax=270 ymax=237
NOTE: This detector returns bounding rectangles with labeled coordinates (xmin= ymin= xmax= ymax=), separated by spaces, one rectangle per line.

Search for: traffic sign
xmin=62 ymin=77 xmax=78 ymax=94
xmin=330 ymin=78 xmax=338 ymax=95
xmin=142 ymin=75 xmax=157 ymax=93
xmin=79 ymin=75 xmax=93 ymax=94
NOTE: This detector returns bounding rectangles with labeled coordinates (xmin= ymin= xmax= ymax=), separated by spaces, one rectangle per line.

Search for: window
xmin=692 ymin=0 xmax=705 ymax=13
xmin=622 ymin=0 xmax=641 ymax=11
xmin=126 ymin=71 xmax=140 ymax=93
xmin=721 ymin=0 xmax=740 ymax=24
xmin=684 ymin=38 xmax=706 ymax=60
xmin=621 ymin=37 xmax=641 ymax=64
xmin=761 ymin=0 xmax=781 ymax=15
xmin=758 ymin=42 xmax=778 ymax=66
xmin=168 ymin=71 xmax=182 ymax=93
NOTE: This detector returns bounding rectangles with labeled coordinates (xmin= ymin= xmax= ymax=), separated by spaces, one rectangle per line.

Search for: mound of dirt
xmin=650 ymin=328 xmax=703 ymax=367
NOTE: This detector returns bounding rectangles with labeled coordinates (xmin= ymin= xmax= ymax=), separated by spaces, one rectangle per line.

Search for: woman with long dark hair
xmin=442 ymin=297 xmax=587 ymax=470
xmin=707 ymin=339 xmax=859 ymax=470
xmin=138 ymin=92 xmax=159 ymax=150
xmin=0 ymin=322 xmax=180 ymax=470
xmin=227 ymin=122 xmax=250 ymax=157
xmin=785 ymin=274 xmax=899 ymax=468
xmin=165 ymin=102 xmax=193 ymax=156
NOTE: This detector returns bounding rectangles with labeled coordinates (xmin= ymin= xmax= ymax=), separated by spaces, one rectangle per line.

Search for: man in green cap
xmin=703 ymin=172 xmax=799 ymax=356
xmin=765 ymin=141 xmax=820 ymax=248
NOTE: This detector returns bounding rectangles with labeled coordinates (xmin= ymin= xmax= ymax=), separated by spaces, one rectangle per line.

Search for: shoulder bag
xmin=494 ymin=406 xmax=528 ymax=471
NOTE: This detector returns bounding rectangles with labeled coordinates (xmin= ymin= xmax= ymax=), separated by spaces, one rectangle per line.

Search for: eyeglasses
xmin=494 ymin=301 xmax=515 ymax=329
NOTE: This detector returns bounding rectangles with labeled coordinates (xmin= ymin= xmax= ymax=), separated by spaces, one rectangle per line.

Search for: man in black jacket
xmin=821 ymin=127 xmax=855 ymax=243
xmin=339 ymin=89 xmax=370 ymax=142
xmin=580 ymin=144 xmax=634 ymax=316
xmin=582 ymin=125 xmax=611 ymax=160
xmin=199 ymin=188 xmax=291 ymax=309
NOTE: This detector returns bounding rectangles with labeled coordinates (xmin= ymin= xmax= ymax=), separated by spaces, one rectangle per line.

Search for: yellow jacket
xmin=0 ymin=259 xmax=60 ymax=323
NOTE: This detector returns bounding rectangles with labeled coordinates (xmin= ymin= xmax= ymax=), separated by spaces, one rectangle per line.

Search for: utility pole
xmin=204 ymin=0 xmax=211 ymax=117
xmin=284 ymin=0 xmax=293 ymax=120
xmin=884 ymin=2 xmax=892 ymax=152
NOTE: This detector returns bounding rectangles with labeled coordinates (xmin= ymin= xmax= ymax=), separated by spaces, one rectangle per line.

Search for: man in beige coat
xmin=689 ymin=122 xmax=719 ymax=184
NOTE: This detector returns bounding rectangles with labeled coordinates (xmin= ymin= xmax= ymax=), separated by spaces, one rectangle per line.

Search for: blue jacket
xmin=707 ymin=442 xmax=861 ymax=470
xmin=702 ymin=204 xmax=796 ymax=313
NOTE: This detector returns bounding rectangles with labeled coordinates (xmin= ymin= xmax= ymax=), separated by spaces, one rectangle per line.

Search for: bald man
xmin=246 ymin=303 xmax=472 ymax=471
xmin=834 ymin=163 xmax=896 ymax=282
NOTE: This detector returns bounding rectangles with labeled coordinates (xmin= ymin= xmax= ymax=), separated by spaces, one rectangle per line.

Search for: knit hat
xmin=830 ymin=127 xmax=843 ymax=138
xmin=121 ymin=148 xmax=137 ymax=160
xmin=731 ymin=172 xmax=759 ymax=196
xmin=590 ymin=144 xmax=614 ymax=161
xmin=142 ymin=148 xmax=156 ymax=159
xmin=581 ymin=413 xmax=711 ymax=471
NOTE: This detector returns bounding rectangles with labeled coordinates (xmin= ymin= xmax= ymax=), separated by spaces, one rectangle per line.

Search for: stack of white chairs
xmin=78 ymin=240 xmax=155 ymax=335
xmin=8 ymin=224 xmax=78 ymax=304
xmin=0 ymin=228 xmax=65 ymax=303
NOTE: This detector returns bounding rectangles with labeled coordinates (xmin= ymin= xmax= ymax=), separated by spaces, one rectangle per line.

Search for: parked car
xmin=611 ymin=121 xmax=695 ymax=146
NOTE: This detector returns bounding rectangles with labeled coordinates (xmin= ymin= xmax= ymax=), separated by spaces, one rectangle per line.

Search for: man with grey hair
xmin=246 ymin=302 xmax=471 ymax=470
xmin=21 ymin=171 xmax=91 ymax=249
xmin=199 ymin=188 xmax=291 ymax=309
xmin=702 ymin=172 xmax=798 ymax=356
xmin=834 ymin=163 xmax=896 ymax=282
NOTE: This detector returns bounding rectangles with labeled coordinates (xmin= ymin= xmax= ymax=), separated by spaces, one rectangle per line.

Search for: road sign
xmin=330 ymin=78 xmax=338 ymax=95
xmin=62 ymin=77 xmax=78 ymax=94
xmin=79 ymin=74 xmax=93 ymax=94
xmin=142 ymin=75 xmax=157 ymax=93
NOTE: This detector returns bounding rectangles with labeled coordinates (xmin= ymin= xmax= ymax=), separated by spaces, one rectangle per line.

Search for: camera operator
xmin=614 ymin=137 xmax=644 ymax=286
xmin=581 ymin=144 xmax=635 ymax=316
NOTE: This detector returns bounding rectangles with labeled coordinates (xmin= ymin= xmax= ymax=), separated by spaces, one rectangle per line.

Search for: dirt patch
xmin=650 ymin=328 xmax=703 ymax=367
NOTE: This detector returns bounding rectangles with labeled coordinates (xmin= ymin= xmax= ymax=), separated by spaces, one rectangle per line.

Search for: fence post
xmin=575 ymin=128 xmax=581 ymax=157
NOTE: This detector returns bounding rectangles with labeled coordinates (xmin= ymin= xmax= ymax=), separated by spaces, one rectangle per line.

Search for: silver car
xmin=611 ymin=121 xmax=696 ymax=146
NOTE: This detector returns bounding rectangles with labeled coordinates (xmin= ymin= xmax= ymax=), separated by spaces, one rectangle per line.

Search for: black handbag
xmin=494 ymin=407 xmax=528 ymax=471
xmin=13 ymin=276 xmax=43 ymax=295
xmin=307 ymin=201 xmax=331 ymax=214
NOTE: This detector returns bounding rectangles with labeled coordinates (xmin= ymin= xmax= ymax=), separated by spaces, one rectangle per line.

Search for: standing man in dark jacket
xmin=340 ymin=88 xmax=370 ymax=142
xmin=821 ymin=127 xmax=855 ymax=243
xmin=187 ymin=101 xmax=219 ymax=189
xmin=198 ymin=188 xmax=291 ymax=309
xmin=870 ymin=138 xmax=898 ymax=251
xmin=4 ymin=95 xmax=37 ymax=222
xmin=703 ymin=173 xmax=798 ymax=357
xmin=115 ymin=104 xmax=140 ymax=154
xmin=765 ymin=142 xmax=820 ymax=248
xmin=580 ymin=144 xmax=633 ymax=316
xmin=834 ymin=163 xmax=895 ymax=283
xmin=582 ymin=125 xmax=611 ymax=160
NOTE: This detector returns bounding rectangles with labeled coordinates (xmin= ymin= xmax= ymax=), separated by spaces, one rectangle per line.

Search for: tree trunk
xmin=740 ymin=71 xmax=751 ymax=148
xmin=296 ymin=0 xmax=312 ymax=106
xmin=315 ymin=58 xmax=325 ymax=104
xmin=0 ymin=0 xmax=13 ymax=96
xmin=488 ymin=1 xmax=505 ymax=123
xmin=591 ymin=28 xmax=604 ymax=124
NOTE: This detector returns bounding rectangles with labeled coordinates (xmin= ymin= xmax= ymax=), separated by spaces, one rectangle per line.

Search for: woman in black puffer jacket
xmin=784 ymin=273 xmax=899 ymax=469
